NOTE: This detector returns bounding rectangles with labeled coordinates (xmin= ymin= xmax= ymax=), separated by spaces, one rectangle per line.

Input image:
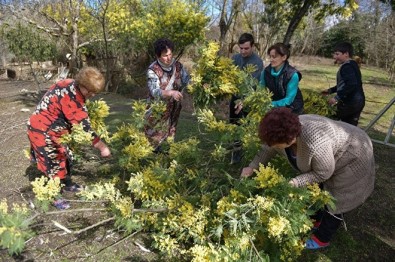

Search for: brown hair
xmin=333 ymin=42 xmax=353 ymax=57
xmin=258 ymin=107 xmax=301 ymax=146
xmin=238 ymin=33 xmax=254 ymax=46
xmin=75 ymin=67 xmax=105 ymax=93
xmin=267 ymin=43 xmax=291 ymax=59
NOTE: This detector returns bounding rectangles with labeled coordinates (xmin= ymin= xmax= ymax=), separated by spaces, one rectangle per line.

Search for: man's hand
xmin=328 ymin=97 xmax=338 ymax=106
xmin=234 ymin=101 xmax=243 ymax=115
xmin=241 ymin=167 xmax=254 ymax=178
xmin=162 ymin=90 xmax=183 ymax=101
xmin=321 ymin=89 xmax=330 ymax=96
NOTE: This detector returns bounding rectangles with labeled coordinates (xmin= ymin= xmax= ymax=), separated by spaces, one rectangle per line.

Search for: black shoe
xmin=153 ymin=145 xmax=170 ymax=155
xmin=63 ymin=183 xmax=84 ymax=192
xmin=230 ymin=148 xmax=243 ymax=164
xmin=152 ymin=145 xmax=162 ymax=154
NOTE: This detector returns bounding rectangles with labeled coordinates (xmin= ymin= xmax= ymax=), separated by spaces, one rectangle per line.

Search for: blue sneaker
xmin=305 ymin=235 xmax=330 ymax=250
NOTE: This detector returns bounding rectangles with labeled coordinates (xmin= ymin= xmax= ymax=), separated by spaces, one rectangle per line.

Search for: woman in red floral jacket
xmin=27 ymin=67 xmax=111 ymax=197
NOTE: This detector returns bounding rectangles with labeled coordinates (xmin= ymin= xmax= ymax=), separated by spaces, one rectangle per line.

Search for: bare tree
xmin=86 ymin=0 xmax=115 ymax=92
xmin=291 ymin=10 xmax=326 ymax=56
xmin=283 ymin=0 xmax=316 ymax=45
xmin=68 ymin=0 xmax=82 ymax=75
xmin=213 ymin=0 xmax=243 ymax=55
xmin=1 ymin=0 xmax=83 ymax=75
xmin=239 ymin=0 xmax=268 ymax=56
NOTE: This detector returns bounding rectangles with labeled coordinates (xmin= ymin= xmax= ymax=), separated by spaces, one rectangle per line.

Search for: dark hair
xmin=258 ymin=107 xmax=301 ymax=146
xmin=238 ymin=33 xmax=254 ymax=46
xmin=154 ymin=38 xmax=174 ymax=57
xmin=267 ymin=43 xmax=291 ymax=59
xmin=333 ymin=42 xmax=354 ymax=57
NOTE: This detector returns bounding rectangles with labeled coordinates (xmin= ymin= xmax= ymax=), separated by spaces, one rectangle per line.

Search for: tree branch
xmin=283 ymin=0 xmax=316 ymax=45
xmin=133 ymin=207 xmax=168 ymax=213
xmin=91 ymin=229 xmax=142 ymax=257
xmin=78 ymin=38 xmax=114 ymax=49
xmin=25 ymin=208 xmax=108 ymax=224
xmin=4 ymin=4 xmax=71 ymax=37
xmin=38 ymin=10 xmax=69 ymax=33
xmin=73 ymin=216 xmax=116 ymax=235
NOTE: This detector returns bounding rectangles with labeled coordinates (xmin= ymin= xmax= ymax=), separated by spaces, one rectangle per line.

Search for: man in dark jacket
xmin=229 ymin=33 xmax=264 ymax=164
xmin=322 ymin=42 xmax=365 ymax=126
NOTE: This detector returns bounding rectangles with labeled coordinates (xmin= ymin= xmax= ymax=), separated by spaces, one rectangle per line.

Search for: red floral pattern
xmin=27 ymin=79 xmax=94 ymax=179
xmin=29 ymin=114 xmax=53 ymax=131
xmin=27 ymin=130 xmax=47 ymax=148
xmin=61 ymin=94 xmax=89 ymax=124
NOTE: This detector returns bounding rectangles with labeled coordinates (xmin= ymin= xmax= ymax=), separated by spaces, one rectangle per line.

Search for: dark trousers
xmin=290 ymin=106 xmax=304 ymax=115
xmin=337 ymin=100 xmax=365 ymax=126
xmin=311 ymin=208 xmax=343 ymax=243
xmin=61 ymin=159 xmax=73 ymax=187
xmin=229 ymin=95 xmax=247 ymax=150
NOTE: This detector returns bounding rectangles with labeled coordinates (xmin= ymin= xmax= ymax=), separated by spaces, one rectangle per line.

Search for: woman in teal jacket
xmin=260 ymin=43 xmax=304 ymax=114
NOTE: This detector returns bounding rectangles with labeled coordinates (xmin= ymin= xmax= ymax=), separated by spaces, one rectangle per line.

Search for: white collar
xmin=157 ymin=58 xmax=175 ymax=72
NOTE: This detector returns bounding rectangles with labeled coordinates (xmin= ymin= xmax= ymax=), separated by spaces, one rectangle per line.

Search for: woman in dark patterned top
xmin=145 ymin=38 xmax=190 ymax=150
xmin=27 ymin=67 xmax=111 ymax=196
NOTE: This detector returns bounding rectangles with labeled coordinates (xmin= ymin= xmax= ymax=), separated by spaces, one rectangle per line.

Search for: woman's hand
xmin=100 ymin=146 xmax=111 ymax=157
xmin=94 ymin=140 xmax=111 ymax=158
xmin=240 ymin=167 xmax=254 ymax=178
xmin=161 ymin=90 xmax=183 ymax=101
xmin=171 ymin=90 xmax=183 ymax=101
xmin=289 ymin=178 xmax=299 ymax=187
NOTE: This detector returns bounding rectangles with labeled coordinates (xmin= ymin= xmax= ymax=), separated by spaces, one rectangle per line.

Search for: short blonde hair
xmin=75 ymin=67 xmax=105 ymax=93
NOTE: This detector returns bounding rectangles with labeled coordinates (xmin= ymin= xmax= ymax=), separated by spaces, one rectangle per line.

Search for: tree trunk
xmin=218 ymin=0 xmax=229 ymax=55
xmin=217 ymin=0 xmax=241 ymax=56
xmin=102 ymin=19 xmax=112 ymax=92
xmin=70 ymin=0 xmax=81 ymax=76
xmin=283 ymin=0 xmax=315 ymax=45
xmin=29 ymin=63 xmax=41 ymax=92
